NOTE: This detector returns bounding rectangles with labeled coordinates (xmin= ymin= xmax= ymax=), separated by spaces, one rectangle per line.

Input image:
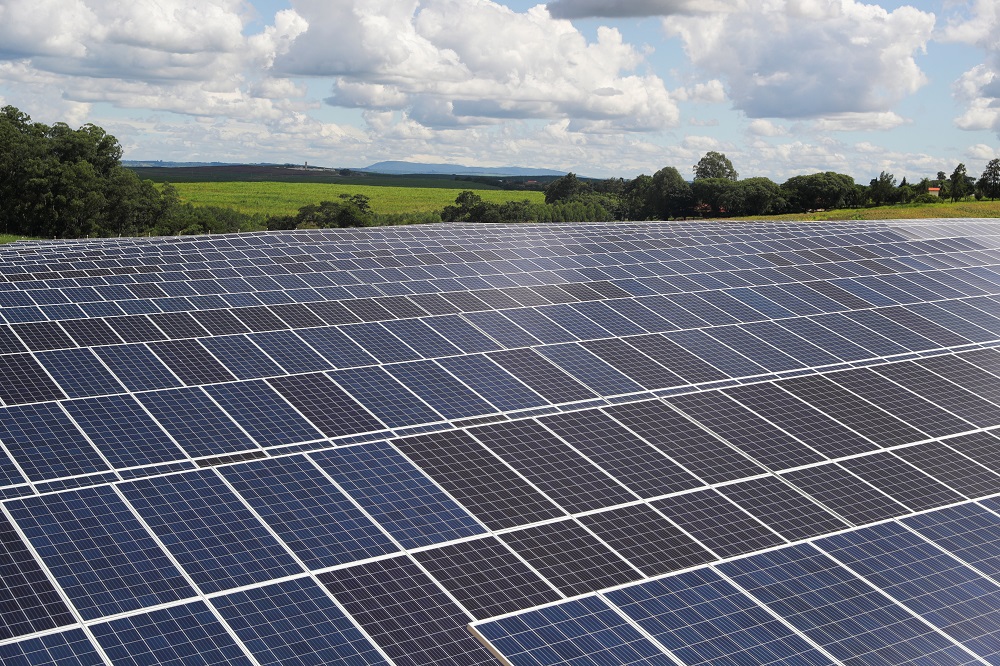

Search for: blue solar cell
xmin=296 ymin=326 xmax=379 ymax=368
xmin=91 ymin=601 xmax=254 ymax=666
xmin=120 ymin=469 xmax=302 ymax=593
xmin=541 ymin=303 xmax=617 ymax=339
xmin=213 ymin=577 xmax=389 ymax=666
xmin=36 ymin=347 xmax=125 ymax=398
xmin=0 ymin=629 xmax=104 ymax=666
xmin=705 ymin=326 xmax=805 ymax=372
xmin=93 ymin=343 xmax=183 ymax=391
xmin=476 ymin=596 xmax=675 ymax=666
xmin=249 ymin=330 xmax=333 ymax=373
xmin=537 ymin=343 xmax=645 ymax=396
xmin=199 ymin=334 xmax=285 ymax=379
xmin=340 ymin=322 xmax=422 ymax=362
xmin=218 ymin=455 xmax=397 ymax=569
xmin=205 ymin=380 xmax=323 ymax=447
xmin=663 ymin=330 xmax=764 ymax=378
xmin=727 ymin=286 xmax=800 ymax=318
xmin=138 ymin=387 xmax=258 ymax=458
xmin=502 ymin=307 xmax=578 ymax=343
xmin=570 ymin=300 xmax=648 ymax=335
xmin=741 ymin=321 xmax=844 ymax=366
xmin=817 ymin=521 xmax=1000 ymax=662
xmin=381 ymin=318 xmax=464 ymax=357
xmin=774 ymin=317 xmax=874 ymax=361
xmin=436 ymin=354 xmax=549 ymax=411
xmin=312 ymin=441 xmax=485 ymax=548
xmin=0 ymin=403 xmax=108 ymax=482
xmin=385 ymin=360 xmax=497 ymax=419
xmin=811 ymin=313 xmax=912 ymax=357
xmin=607 ymin=569 xmax=835 ymax=666
xmin=463 ymin=310 xmax=541 ymax=347
xmin=8 ymin=485 xmax=194 ymax=620
xmin=62 ymin=394 xmax=186 ymax=468
xmin=330 ymin=367 xmax=443 ymax=428
xmin=718 ymin=544 xmax=977 ymax=666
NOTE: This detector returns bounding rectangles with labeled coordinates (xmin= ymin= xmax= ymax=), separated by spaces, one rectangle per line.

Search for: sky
xmin=2 ymin=0 xmax=1000 ymax=182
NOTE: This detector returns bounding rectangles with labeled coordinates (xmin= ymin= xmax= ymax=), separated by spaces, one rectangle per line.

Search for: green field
xmin=168 ymin=182 xmax=546 ymax=217
xmin=738 ymin=199 xmax=1000 ymax=221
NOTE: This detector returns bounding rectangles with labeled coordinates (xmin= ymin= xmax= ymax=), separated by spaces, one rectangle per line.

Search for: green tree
xmin=979 ymin=159 xmax=1000 ymax=200
xmin=722 ymin=177 xmax=784 ymax=216
xmin=693 ymin=151 xmax=738 ymax=181
xmin=651 ymin=166 xmax=693 ymax=219
xmin=868 ymin=171 xmax=897 ymax=206
xmin=691 ymin=178 xmax=736 ymax=216
xmin=950 ymin=163 xmax=969 ymax=202
xmin=544 ymin=172 xmax=586 ymax=204
xmin=780 ymin=172 xmax=857 ymax=212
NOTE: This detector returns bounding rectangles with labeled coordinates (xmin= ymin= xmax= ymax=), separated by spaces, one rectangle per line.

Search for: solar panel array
xmin=0 ymin=219 xmax=999 ymax=664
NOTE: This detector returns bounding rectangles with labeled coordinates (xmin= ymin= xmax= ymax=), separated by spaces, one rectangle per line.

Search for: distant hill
xmin=360 ymin=161 xmax=567 ymax=177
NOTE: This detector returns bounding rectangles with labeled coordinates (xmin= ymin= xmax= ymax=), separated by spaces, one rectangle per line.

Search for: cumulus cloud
xmin=747 ymin=119 xmax=788 ymax=137
xmin=812 ymin=112 xmax=909 ymax=132
xmin=545 ymin=0 xmax=737 ymax=19
xmin=276 ymin=0 xmax=680 ymax=131
xmin=664 ymin=0 xmax=934 ymax=121
xmin=673 ymin=80 xmax=726 ymax=103
xmin=943 ymin=2 xmax=1000 ymax=135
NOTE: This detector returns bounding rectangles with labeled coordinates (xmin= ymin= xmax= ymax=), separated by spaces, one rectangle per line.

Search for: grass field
xmin=168 ymin=182 xmax=546 ymax=217
xmin=738 ymin=199 xmax=1000 ymax=221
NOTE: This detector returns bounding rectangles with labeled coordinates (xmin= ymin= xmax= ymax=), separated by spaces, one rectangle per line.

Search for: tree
xmin=721 ymin=177 xmax=784 ymax=216
xmin=544 ymin=172 xmax=586 ymax=204
xmin=979 ymin=159 xmax=1000 ymax=201
xmin=651 ymin=166 xmax=693 ymax=219
xmin=868 ymin=171 xmax=897 ymax=206
xmin=950 ymin=163 xmax=970 ymax=202
xmin=691 ymin=178 xmax=736 ymax=216
xmin=780 ymin=172 xmax=857 ymax=212
xmin=693 ymin=151 xmax=738 ymax=181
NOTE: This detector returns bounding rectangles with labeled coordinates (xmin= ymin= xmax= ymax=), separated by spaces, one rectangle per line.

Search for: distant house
xmin=928 ymin=187 xmax=941 ymax=197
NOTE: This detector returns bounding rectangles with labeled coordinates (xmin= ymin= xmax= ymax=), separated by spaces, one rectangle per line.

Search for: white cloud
xmin=664 ymin=0 xmax=934 ymax=120
xmin=747 ymin=119 xmax=788 ymax=137
xmin=276 ymin=0 xmax=680 ymax=131
xmin=968 ymin=143 xmax=999 ymax=160
xmin=943 ymin=2 xmax=1000 ymax=135
xmin=673 ymin=79 xmax=726 ymax=103
xmin=812 ymin=111 xmax=909 ymax=132
xmin=545 ymin=0 xmax=739 ymax=19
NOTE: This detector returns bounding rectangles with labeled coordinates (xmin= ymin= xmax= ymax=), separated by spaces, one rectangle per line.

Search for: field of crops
xmin=738 ymin=199 xmax=1000 ymax=221
xmin=168 ymin=182 xmax=546 ymax=217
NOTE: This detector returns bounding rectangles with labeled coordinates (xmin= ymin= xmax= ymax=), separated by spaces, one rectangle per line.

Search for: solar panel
xmin=3 ymin=219 xmax=1000 ymax=664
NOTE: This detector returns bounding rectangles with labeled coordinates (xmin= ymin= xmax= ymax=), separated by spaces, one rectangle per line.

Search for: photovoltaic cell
xmin=62 ymin=394 xmax=185 ymax=468
xmin=781 ymin=463 xmax=908 ymax=526
xmin=318 ymin=555 xmax=497 ymax=666
xmin=580 ymin=337 xmax=684 ymax=389
xmin=8 ymin=485 xmax=194 ymax=620
xmin=36 ymin=347 xmax=125 ymax=398
xmin=0 ymin=403 xmax=109 ymax=481
xmin=0 ymin=629 xmax=104 ymax=666
xmin=138 ymin=387 xmax=258 ymax=458
xmin=295 ymin=326 xmax=378 ymax=368
xmin=330 ymin=366 xmax=444 ymax=428
xmin=312 ymin=442 xmax=485 ymax=549
xmin=838 ymin=451 xmax=966 ymax=511
xmin=475 ymin=596 xmax=675 ymax=666
xmin=93 ymin=343 xmax=182 ymax=392
xmin=436 ymin=354 xmax=549 ymax=411
xmin=0 ymin=353 xmax=67 ymax=404
xmin=718 ymin=475 xmax=849 ymax=541
xmin=385 ymin=360 xmax=497 ymax=419
xmin=268 ymin=373 xmax=384 ymax=437
xmin=218 ymin=455 xmax=397 ymax=569
xmin=488 ymin=348 xmax=597 ymax=404
xmin=204 ymin=380 xmax=323 ymax=447
xmin=653 ymin=489 xmax=785 ymax=558
xmin=148 ymin=338 xmax=237 ymax=385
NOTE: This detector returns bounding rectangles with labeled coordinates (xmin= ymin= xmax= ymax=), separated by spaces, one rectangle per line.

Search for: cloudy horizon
xmin=1 ymin=0 xmax=998 ymax=182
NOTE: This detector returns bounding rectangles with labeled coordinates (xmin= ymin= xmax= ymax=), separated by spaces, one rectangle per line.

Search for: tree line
xmin=4 ymin=105 xmax=1000 ymax=237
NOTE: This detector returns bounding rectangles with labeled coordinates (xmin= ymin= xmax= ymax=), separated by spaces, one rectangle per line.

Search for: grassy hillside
xmin=168 ymin=182 xmax=546 ymax=217
xmin=738 ymin=199 xmax=1000 ymax=221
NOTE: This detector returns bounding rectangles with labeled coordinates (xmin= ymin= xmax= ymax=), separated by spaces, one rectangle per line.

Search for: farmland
xmin=165 ymin=182 xmax=547 ymax=217
xmin=737 ymin=199 xmax=1000 ymax=221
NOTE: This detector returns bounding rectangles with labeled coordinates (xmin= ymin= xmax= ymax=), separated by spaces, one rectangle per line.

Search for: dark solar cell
xmin=469 ymin=419 xmax=636 ymax=513
xmin=538 ymin=342 xmax=645 ymax=395
xmin=0 ymin=325 xmax=27 ymax=353
xmin=104 ymin=314 xmax=168 ymax=342
xmin=476 ymin=596 xmax=675 ymax=666
xmin=137 ymin=387 xmax=258 ymax=458
xmin=121 ymin=470 xmax=301 ymax=593
xmin=10 ymin=321 xmax=74 ymax=351
xmin=91 ymin=601 xmax=254 ymax=666
xmin=902 ymin=503 xmax=1000 ymax=579
xmin=811 ymin=312 xmax=911 ymax=357
xmin=817 ymin=522 xmax=1000 ymax=663
xmin=148 ymin=311 xmax=210 ymax=338
xmin=412 ymin=536 xmax=562 ymax=619
xmin=742 ymin=320 xmax=844 ymax=366
xmin=313 ymin=442 xmax=484 ymax=548
xmin=295 ymin=326 xmax=379 ymax=368
xmin=623 ymin=333 xmax=729 ymax=384
xmin=838 ymin=451 xmax=965 ymax=511
xmin=503 ymin=307 xmax=577 ymax=343
xmin=917 ymin=353 xmax=1000 ymax=405
xmin=653 ymin=489 xmax=786 ymax=558
xmin=464 ymin=310 xmax=540 ymax=347
xmin=803 ymin=279 xmax=874 ymax=308
xmin=436 ymin=353 xmax=549 ymax=411
xmin=0 ymin=403 xmax=108 ymax=481
xmin=250 ymin=330 xmax=333 ymax=373
xmin=880 ymin=358 xmax=1000 ymax=427
xmin=719 ymin=475 xmax=849 ymax=541
xmin=268 ymin=373 xmax=384 ymax=437
xmin=876 ymin=305 xmax=972 ymax=347
xmin=319 ymin=555 xmax=497 ymax=666
xmin=705 ymin=325 xmax=805 ymax=372
xmin=230 ymin=305 xmax=289 ymax=332
xmin=36 ymin=347 xmax=125 ymax=398
xmin=381 ymin=318 xmax=462 ymax=357
xmin=607 ymin=569 xmax=835 ymax=666
xmin=578 ymin=504 xmax=715 ymax=576
xmin=603 ymin=298 xmax=676 ymax=332
xmin=59 ymin=318 xmax=123 ymax=346
xmin=500 ymin=519 xmax=642 ymax=596
xmin=0 ymin=629 xmax=104 ymax=666
xmin=306 ymin=300 xmax=363 ymax=325
xmin=606 ymin=399 xmax=766 ymax=483
xmin=199 ymin=334 xmax=284 ymax=379
xmin=579 ymin=337 xmax=684 ymax=389
xmin=393 ymin=429 xmax=565 ymax=530
xmin=341 ymin=322 xmax=422 ymax=363
xmin=944 ymin=430 xmax=1000 ymax=474
xmin=724 ymin=382 xmax=878 ymax=458
xmin=8 ymin=485 xmax=194 ymax=620
xmin=667 ymin=391 xmax=825 ymax=470
xmin=93 ymin=343 xmax=182 ymax=391
xmin=63 ymin=394 xmax=185 ymax=468
xmin=0 ymin=511 xmax=74 ymax=640
xmin=777 ymin=316 xmax=873 ymax=361
xmin=219 ymin=455 xmax=397 ymax=569
xmin=844 ymin=309 xmax=940 ymax=352
xmin=488 ymin=348 xmax=597 ymax=404
xmin=540 ymin=409 xmax=702 ymax=497
xmin=718 ymin=544 xmax=977 ymax=666
xmin=424 ymin=315 xmax=503 ymax=352
xmin=386 ymin=360 xmax=496 ymax=419
xmin=148 ymin=338 xmax=237 ymax=384
xmin=781 ymin=463 xmax=908 ymax=525
xmin=205 ymin=380 xmax=321 ymax=447
xmin=330 ymin=366 xmax=443 ymax=428
xmin=777 ymin=374 xmax=926 ymax=447
xmin=268 ymin=302 xmax=327 ymax=328
xmin=893 ymin=441 xmax=1000 ymax=498
xmin=342 ymin=297 xmax=396 ymax=322
xmin=190 ymin=308 xmax=251 ymax=335
xmin=570 ymin=300 xmax=648 ymax=335
xmin=375 ymin=295 xmax=429 ymax=319
xmin=555 ymin=282 xmax=604 ymax=301
xmin=407 ymin=292 xmax=462 ymax=314
xmin=531 ymin=284 xmax=581 ymax=304
xmin=664 ymin=329 xmax=767 ymax=378
xmin=212 ymin=578 xmax=388 ymax=666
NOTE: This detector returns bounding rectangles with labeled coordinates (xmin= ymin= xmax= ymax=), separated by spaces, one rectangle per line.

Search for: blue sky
xmin=1 ymin=0 xmax=999 ymax=182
